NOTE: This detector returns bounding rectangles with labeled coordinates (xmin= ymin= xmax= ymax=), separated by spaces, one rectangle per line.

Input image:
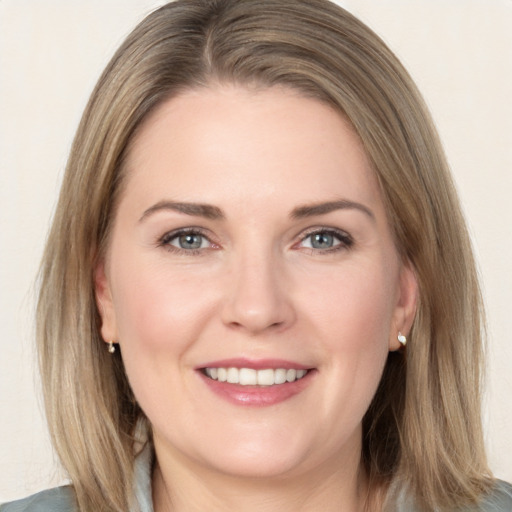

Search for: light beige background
xmin=1 ymin=0 xmax=511 ymax=502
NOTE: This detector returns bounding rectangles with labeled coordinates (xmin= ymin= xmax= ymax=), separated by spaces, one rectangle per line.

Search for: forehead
xmin=122 ymin=85 xmax=383 ymax=217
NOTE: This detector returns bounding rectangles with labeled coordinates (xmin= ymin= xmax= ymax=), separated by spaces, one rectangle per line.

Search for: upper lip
xmin=196 ymin=358 xmax=312 ymax=371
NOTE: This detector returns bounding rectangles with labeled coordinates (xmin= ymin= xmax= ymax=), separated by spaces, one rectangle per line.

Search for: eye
xmin=172 ymin=233 xmax=208 ymax=250
xmin=159 ymin=228 xmax=215 ymax=253
xmin=306 ymin=232 xmax=339 ymax=249
xmin=298 ymin=228 xmax=353 ymax=252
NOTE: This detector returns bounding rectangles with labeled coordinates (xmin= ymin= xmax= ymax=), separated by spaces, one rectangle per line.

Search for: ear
xmin=94 ymin=260 xmax=118 ymax=344
xmin=389 ymin=261 xmax=418 ymax=351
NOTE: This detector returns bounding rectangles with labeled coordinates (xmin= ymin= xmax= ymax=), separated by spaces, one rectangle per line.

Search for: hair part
xmin=37 ymin=1 xmax=493 ymax=510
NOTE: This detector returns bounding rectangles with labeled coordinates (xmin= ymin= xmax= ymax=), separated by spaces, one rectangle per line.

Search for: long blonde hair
xmin=37 ymin=1 xmax=493 ymax=510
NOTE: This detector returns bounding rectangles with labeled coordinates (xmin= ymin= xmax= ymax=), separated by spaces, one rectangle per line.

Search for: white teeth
xmin=239 ymin=368 xmax=257 ymax=385
xmin=226 ymin=367 xmax=239 ymax=383
xmin=257 ymin=369 xmax=275 ymax=386
xmin=274 ymin=368 xmax=287 ymax=384
xmin=203 ymin=367 xmax=309 ymax=386
xmin=286 ymin=369 xmax=297 ymax=382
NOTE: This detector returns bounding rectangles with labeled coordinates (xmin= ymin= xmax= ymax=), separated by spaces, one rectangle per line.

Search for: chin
xmin=203 ymin=450 xmax=308 ymax=480
xmin=186 ymin=428 xmax=325 ymax=480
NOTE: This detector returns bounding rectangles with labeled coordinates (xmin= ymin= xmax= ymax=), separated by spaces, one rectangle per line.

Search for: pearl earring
xmin=398 ymin=332 xmax=407 ymax=347
xmin=108 ymin=340 xmax=116 ymax=354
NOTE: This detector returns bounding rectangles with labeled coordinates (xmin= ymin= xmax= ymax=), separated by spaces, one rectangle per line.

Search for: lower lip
xmin=198 ymin=370 xmax=316 ymax=407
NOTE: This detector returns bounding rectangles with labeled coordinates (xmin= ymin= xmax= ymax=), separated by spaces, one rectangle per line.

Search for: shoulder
xmin=478 ymin=480 xmax=512 ymax=511
xmin=394 ymin=480 xmax=512 ymax=512
xmin=0 ymin=487 xmax=77 ymax=512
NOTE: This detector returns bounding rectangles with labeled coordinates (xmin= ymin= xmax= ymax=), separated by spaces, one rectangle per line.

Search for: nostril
xmin=220 ymin=270 xmax=296 ymax=333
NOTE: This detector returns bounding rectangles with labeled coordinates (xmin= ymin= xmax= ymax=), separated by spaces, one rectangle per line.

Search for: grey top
xmin=2 ymin=444 xmax=512 ymax=512
xmin=0 ymin=444 xmax=153 ymax=512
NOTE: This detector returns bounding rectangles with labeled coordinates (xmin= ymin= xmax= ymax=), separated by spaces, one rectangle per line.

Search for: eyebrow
xmin=139 ymin=201 xmax=225 ymax=222
xmin=139 ymin=198 xmax=374 ymax=223
xmin=291 ymin=199 xmax=375 ymax=221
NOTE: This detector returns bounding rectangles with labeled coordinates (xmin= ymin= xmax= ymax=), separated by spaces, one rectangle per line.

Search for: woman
xmin=2 ymin=0 xmax=511 ymax=511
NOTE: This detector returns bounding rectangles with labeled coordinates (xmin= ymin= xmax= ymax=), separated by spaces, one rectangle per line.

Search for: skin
xmin=95 ymin=85 xmax=417 ymax=512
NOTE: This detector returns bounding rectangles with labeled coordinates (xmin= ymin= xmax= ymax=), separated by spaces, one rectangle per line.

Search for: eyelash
xmin=158 ymin=227 xmax=216 ymax=255
xmin=157 ymin=227 xmax=354 ymax=255
xmin=296 ymin=227 xmax=354 ymax=254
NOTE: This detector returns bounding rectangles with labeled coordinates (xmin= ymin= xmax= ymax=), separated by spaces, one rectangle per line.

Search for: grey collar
xmin=133 ymin=442 xmax=154 ymax=512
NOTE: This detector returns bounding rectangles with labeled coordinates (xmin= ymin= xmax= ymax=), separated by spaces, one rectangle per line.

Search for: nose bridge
xmin=221 ymin=237 xmax=294 ymax=334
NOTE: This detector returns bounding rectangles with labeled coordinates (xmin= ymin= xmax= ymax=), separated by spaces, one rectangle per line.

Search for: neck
xmin=152 ymin=442 xmax=373 ymax=512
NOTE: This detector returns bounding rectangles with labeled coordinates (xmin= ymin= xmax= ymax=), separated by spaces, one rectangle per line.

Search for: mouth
xmin=197 ymin=359 xmax=316 ymax=406
xmin=202 ymin=367 xmax=309 ymax=386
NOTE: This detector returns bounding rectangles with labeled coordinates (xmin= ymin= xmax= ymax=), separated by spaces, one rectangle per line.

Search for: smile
xmin=203 ymin=367 xmax=308 ymax=386
xmin=198 ymin=359 xmax=316 ymax=406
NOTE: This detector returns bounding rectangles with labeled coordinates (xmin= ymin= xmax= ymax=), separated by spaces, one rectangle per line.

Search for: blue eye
xmin=159 ymin=229 xmax=212 ymax=253
xmin=173 ymin=233 xmax=206 ymax=250
xmin=300 ymin=229 xmax=352 ymax=251
xmin=309 ymin=232 xmax=337 ymax=249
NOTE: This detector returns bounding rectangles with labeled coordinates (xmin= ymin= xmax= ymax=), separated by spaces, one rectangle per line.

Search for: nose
xmin=220 ymin=249 xmax=296 ymax=335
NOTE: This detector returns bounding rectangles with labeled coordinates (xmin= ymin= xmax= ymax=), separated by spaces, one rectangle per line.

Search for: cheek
xmin=108 ymin=256 xmax=217 ymax=416
xmin=110 ymin=255 xmax=212 ymax=348
xmin=307 ymin=259 xmax=398 ymax=414
xmin=108 ymin=256 xmax=220 ymax=416
xmin=308 ymin=258 xmax=398 ymax=348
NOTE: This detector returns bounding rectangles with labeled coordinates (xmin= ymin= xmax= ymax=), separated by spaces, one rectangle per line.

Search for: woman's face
xmin=96 ymin=85 xmax=416 ymax=480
